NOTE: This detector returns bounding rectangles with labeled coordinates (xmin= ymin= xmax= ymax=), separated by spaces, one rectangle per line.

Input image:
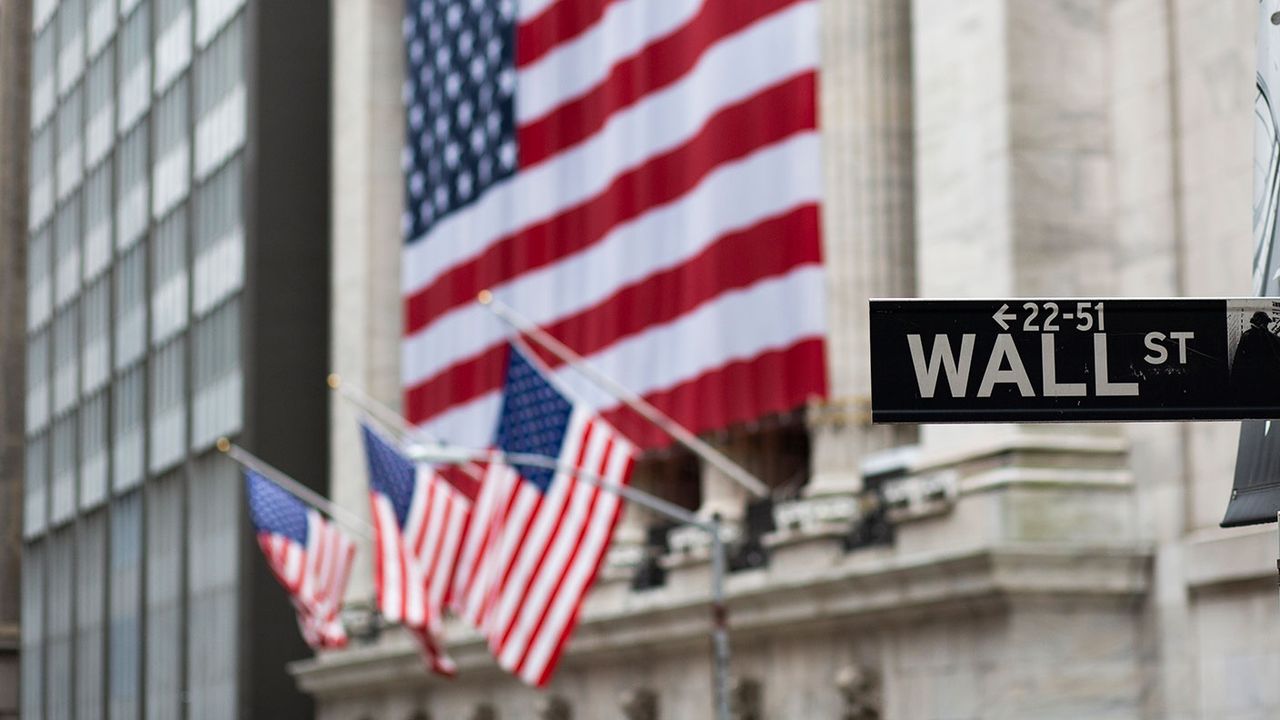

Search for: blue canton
xmin=245 ymin=469 xmax=309 ymax=544
xmin=494 ymin=344 xmax=574 ymax=494
xmin=361 ymin=424 xmax=417 ymax=528
xmin=402 ymin=0 xmax=518 ymax=243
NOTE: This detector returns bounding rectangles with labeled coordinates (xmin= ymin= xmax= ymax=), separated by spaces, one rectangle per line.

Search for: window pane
xmin=192 ymin=297 xmax=240 ymax=449
xmin=77 ymin=511 xmax=109 ymax=720
xmin=115 ymin=121 xmax=149 ymax=251
xmin=112 ymin=365 xmax=145 ymax=492
xmin=82 ymin=276 xmax=111 ymax=394
xmin=24 ymin=435 xmax=48 ymax=538
xmin=152 ymin=205 xmax=189 ymax=344
xmin=149 ymin=337 xmax=187 ymax=473
xmin=85 ymin=46 xmax=116 ymax=168
xmin=54 ymin=192 xmax=82 ymax=306
xmin=109 ymin=492 xmax=142 ymax=720
xmin=30 ymin=123 xmax=54 ymax=228
xmin=52 ymin=304 xmax=79 ymax=415
xmin=153 ymin=78 xmax=190 ymax=218
xmin=58 ymin=0 xmax=87 ymax=94
xmin=114 ymin=243 xmax=146 ymax=369
xmin=193 ymin=156 xmax=242 ymax=314
xmin=51 ymin=413 xmax=78 ymax=525
xmin=188 ymin=453 xmax=239 ymax=720
xmin=29 ymin=226 xmax=52 ymax=330
xmin=84 ymin=160 xmax=113 ymax=281
xmin=118 ymin=0 xmax=151 ymax=133
xmin=154 ymin=0 xmax=191 ymax=93
xmin=26 ymin=330 xmax=50 ymax=434
xmin=80 ymin=391 xmax=109 ymax=509
xmin=193 ymin=17 xmax=244 ymax=179
xmin=46 ymin=529 xmax=75 ymax=720
xmin=21 ymin=542 xmax=45 ymax=718
xmin=56 ymin=85 xmax=84 ymax=200
xmin=146 ymin=473 xmax=185 ymax=719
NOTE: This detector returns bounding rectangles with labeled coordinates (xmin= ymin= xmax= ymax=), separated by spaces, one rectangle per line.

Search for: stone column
xmin=911 ymin=0 xmax=1120 ymax=460
xmin=330 ymin=0 xmax=406 ymax=603
xmin=807 ymin=0 xmax=918 ymax=497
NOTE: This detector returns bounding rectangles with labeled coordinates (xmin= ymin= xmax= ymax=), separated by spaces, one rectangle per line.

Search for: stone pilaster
xmin=808 ymin=0 xmax=918 ymax=497
xmin=330 ymin=0 xmax=406 ymax=603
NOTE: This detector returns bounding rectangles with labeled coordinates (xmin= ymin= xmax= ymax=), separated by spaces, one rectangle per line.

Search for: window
xmin=51 ymin=413 xmax=78 ymax=525
xmin=30 ymin=125 xmax=54 ymax=230
xmin=195 ymin=0 xmax=243 ymax=48
xmin=153 ymin=78 xmax=191 ymax=217
xmin=188 ymin=453 xmax=239 ymax=720
xmin=147 ymin=474 xmax=184 ymax=718
xmin=115 ymin=243 xmax=146 ymax=369
xmin=154 ymin=0 xmax=192 ymax=93
xmin=192 ymin=297 xmax=240 ymax=449
xmin=29 ymin=228 xmax=52 ymax=330
xmin=52 ymin=305 xmax=79 ymax=415
xmin=85 ymin=46 xmax=116 ymax=169
xmin=153 ymin=205 xmax=189 ymax=344
xmin=27 ymin=330 xmax=50 ymax=434
xmin=25 ymin=435 xmax=48 ymax=538
xmin=109 ymin=492 xmax=142 ymax=720
xmin=118 ymin=0 xmax=151 ymax=134
xmin=55 ymin=86 xmax=84 ymax=201
xmin=46 ymin=529 xmax=76 ymax=720
xmin=150 ymin=337 xmax=187 ymax=473
xmin=32 ymin=26 xmax=56 ymax=129
xmin=21 ymin=542 xmax=45 ymax=718
xmin=116 ymin=121 xmax=149 ymax=251
xmin=112 ymin=365 xmax=145 ymax=492
xmin=88 ymin=0 xmax=118 ymax=58
xmin=193 ymin=156 xmax=242 ymax=314
xmin=80 ymin=391 xmax=110 ymax=509
xmin=82 ymin=276 xmax=111 ymax=393
xmin=193 ymin=16 xmax=244 ymax=179
xmin=84 ymin=161 xmax=113 ymax=281
xmin=77 ymin=511 xmax=109 ymax=718
xmin=54 ymin=193 xmax=82 ymax=306
xmin=58 ymin=0 xmax=87 ymax=94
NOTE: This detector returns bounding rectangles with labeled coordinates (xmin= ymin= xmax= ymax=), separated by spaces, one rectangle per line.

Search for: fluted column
xmin=806 ymin=0 xmax=918 ymax=497
xmin=330 ymin=0 xmax=406 ymax=603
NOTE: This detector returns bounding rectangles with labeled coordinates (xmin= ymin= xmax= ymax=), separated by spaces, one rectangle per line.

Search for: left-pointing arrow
xmin=992 ymin=303 xmax=1016 ymax=330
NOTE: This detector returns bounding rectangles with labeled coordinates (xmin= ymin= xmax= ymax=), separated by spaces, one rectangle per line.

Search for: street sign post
xmin=870 ymin=298 xmax=1280 ymax=424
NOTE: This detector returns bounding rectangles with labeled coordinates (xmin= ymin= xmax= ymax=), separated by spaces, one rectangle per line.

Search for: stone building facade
xmin=0 ymin=1 xmax=31 ymax=716
xmin=297 ymin=0 xmax=1280 ymax=718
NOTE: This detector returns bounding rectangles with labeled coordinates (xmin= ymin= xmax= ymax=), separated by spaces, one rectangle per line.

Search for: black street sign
xmin=870 ymin=298 xmax=1280 ymax=423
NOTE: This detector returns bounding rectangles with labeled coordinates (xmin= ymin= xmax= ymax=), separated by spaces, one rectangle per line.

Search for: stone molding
xmin=291 ymin=538 xmax=1151 ymax=699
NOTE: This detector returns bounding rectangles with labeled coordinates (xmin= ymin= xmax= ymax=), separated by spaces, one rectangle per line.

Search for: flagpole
xmin=326 ymin=373 xmax=486 ymax=481
xmin=406 ymin=442 xmax=733 ymax=720
xmin=217 ymin=438 xmax=374 ymax=540
xmin=477 ymin=290 xmax=769 ymax=499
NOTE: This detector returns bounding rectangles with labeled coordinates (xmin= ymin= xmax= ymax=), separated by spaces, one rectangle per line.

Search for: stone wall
xmin=0 ymin=0 xmax=29 ymax=716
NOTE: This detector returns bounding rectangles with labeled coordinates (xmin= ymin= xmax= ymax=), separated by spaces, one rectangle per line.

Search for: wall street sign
xmin=870 ymin=298 xmax=1280 ymax=423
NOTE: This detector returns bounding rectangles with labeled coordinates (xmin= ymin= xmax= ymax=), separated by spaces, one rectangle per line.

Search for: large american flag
xmin=361 ymin=423 xmax=474 ymax=676
xmin=400 ymin=0 xmax=828 ymax=450
xmin=245 ymin=469 xmax=357 ymax=650
xmin=452 ymin=343 xmax=635 ymax=686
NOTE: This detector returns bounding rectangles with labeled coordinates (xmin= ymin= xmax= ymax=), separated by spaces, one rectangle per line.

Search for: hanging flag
xmin=361 ymin=423 xmax=473 ymax=676
xmin=455 ymin=342 xmax=635 ymax=687
xmin=399 ymin=0 xmax=829 ymax=450
xmin=244 ymin=468 xmax=357 ymax=649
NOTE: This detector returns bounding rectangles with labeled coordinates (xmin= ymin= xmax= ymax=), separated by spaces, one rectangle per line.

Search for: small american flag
xmin=245 ymin=469 xmax=357 ymax=650
xmin=400 ymin=0 xmax=828 ymax=450
xmin=452 ymin=342 xmax=635 ymax=686
xmin=361 ymin=423 xmax=473 ymax=676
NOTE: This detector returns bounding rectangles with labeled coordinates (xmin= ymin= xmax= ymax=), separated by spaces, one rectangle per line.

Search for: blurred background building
xmin=293 ymin=1 xmax=1280 ymax=719
xmin=10 ymin=0 xmax=1280 ymax=719
xmin=16 ymin=0 xmax=330 ymax=718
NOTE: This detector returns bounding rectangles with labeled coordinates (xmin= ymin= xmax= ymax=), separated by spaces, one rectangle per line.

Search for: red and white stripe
xmin=451 ymin=406 xmax=634 ymax=687
xmin=402 ymin=0 xmax=827 ymax=448
xmin=257 ymin=510 xmax=357 ymax=650
xmin=369 ymin=464 xmax=472 ymax=675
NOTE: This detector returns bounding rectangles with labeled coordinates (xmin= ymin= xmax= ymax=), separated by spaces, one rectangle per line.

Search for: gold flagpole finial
xmin=477 ymin=289 xmax=493 ymax=305
xmin=216 ymin=437 xmax=231 ymax=453
xmin=326 ymin=372 xmax=342 ymax=390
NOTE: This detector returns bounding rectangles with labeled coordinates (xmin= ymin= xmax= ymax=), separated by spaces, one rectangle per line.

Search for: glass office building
xmin=22 ymin=1 xmax=330 ymax=717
